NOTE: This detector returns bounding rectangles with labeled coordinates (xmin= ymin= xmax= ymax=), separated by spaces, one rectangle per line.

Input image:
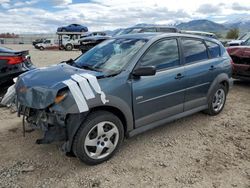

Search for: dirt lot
xmin=0 ymin=45 xmax=249 ymax=188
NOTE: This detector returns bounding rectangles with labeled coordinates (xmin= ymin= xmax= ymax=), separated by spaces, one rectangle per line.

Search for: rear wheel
xmin=39 ymin=46 xmax=44 ymax=50
xmin=73 ymin=111 xmax=124 ymax=165
xmin=65 ymin=44 xmax=73 ymax=51
xmin=205 ymin=84 xmax=227 ymax=116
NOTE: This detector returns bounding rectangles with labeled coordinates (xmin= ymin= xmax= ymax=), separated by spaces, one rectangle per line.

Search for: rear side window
xmin=182 ymin=39 xmax=208 ymax=64
xmin=158 ymin=28 xmax=177 ymax=33
xmin=205 ymin=41 xmax=220 ymax=58
xmin=140 ymin=39 xmax=180 ymax=70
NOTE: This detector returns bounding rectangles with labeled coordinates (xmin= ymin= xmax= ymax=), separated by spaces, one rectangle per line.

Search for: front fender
xmin=61 ymin=95 xmax=134 ymax=153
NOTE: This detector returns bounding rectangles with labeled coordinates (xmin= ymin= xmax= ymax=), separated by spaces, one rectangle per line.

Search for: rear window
xmin=205 ymin=41 xmax=220 ymax=58
xmin=182 ymin=39 xmax=208 ymax=64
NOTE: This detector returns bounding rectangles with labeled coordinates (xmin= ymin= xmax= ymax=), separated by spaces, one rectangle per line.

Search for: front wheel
xmin=205 ymin=84 xmax=227 ymax=116
xmin=73 ymin=111 xmax=124 ymax=165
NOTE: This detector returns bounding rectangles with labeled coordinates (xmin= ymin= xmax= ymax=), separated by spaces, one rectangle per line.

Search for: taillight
xmin=0 ymin=56 xmax=25 ymax=65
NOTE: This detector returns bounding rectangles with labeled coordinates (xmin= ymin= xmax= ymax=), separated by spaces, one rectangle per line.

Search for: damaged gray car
xmin=2 ymin=33 xmax=233 ymax=165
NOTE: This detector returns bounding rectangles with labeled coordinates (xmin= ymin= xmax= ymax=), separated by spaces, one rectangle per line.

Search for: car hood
xmin=15 ymin=63 xmax=104 ymax=109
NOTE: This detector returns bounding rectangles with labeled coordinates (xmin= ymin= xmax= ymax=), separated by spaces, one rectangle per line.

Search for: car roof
xmin=127 ymin=26 xmax=177 ymax=29
xmin=181 ymin=30 xmax=215 ymax=36
xmin=113 ymin=33 xmax=221 ymax=44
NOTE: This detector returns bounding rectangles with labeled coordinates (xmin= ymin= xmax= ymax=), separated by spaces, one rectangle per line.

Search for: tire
xmin=204 ymin=84 xmax=227 ymax=116
xmin=73 ymin=111 xmax=124 ymax=165
xmin=65 ymin=44 xmax=73 ymax=51
xmin=39 ymin=46 xmax=44 ymax=50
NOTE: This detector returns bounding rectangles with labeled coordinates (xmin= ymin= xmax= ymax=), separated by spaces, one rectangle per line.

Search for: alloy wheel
xmin=84 ymin=121 xmax=119 ymax=160
xmin=212 ymin=88 xmax=225 ymax=112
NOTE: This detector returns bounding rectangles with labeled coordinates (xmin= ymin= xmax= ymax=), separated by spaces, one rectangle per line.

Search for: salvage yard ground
xmin=0 ymin=45 xmax=250 ymax=188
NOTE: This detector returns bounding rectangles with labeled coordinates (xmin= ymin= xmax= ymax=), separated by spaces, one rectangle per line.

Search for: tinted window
xmin=140 ymin=39 xmax=180 ymax=69
xmin=159 ymin=28 xmax=177 ymax=33
xmin=244 ymin=39 xmax=250 ymax=46
xmin=182 ymin=39 xmax=208 ymax=64
xmin=75 ymin=39 xmax=147 ymax=76
xmin=205 ymin=41 xmax=220 ymax=58
xmin=142 ymin=28 xmax=157 ymax=32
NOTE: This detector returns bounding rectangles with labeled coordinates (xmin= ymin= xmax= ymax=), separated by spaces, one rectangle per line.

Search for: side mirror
xmin=133 ymin=66 xmax=156 ymax=76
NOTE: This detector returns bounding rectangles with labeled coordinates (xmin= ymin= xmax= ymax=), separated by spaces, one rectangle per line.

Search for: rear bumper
xmin=232 ymin=74 xmax=250 ymax=81
xmin=0 ymin=62 xmax=35 ymax=85
xmin=232 ymin=63 xmax=250 ymax=80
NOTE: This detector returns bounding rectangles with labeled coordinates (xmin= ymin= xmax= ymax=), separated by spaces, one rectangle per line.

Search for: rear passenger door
xmin=132 ymin=38 xmax=187 ymax=127
xmin=181 ymin=38 xmax=218 ymax=111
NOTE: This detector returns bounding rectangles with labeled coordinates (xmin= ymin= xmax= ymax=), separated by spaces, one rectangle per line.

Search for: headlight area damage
xmin=0 ymin=64 xmax=109 ymax=153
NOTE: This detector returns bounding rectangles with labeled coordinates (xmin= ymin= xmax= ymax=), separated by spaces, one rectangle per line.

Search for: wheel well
xmin=220 ymin=80 xmax=229 ymax=93
xmin=89 ymin=106 xmax=127 ymax=135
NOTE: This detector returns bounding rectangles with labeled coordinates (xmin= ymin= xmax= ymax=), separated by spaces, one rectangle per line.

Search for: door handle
xmin=175 ymin=73 xmax=184 ymax=80
xmin=209 ymin=65 xmax=216 ymax=71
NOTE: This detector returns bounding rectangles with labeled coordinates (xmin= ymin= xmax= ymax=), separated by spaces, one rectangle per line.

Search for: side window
xmin=205 ymin=41 xmax=221 ymax=58
xmin=159 ymin=28 xmax=177 ymax=33
xmin=244 ymin=39 xmax=250 ymax=46
xmin=142 ymin=28 xmax=157 ymax=32
xmin=140 ymin=39 xmax=180 ymax=70
xmin=182 ymin=39 xmax=208 ymax=64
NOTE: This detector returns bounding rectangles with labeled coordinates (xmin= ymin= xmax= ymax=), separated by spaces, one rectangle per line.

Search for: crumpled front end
xmin=4 ymin=63 xmax=109 ymax=152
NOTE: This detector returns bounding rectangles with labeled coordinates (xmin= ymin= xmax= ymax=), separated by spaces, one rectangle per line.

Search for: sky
xmin=0 ymin=0 xmax=250 ymax=33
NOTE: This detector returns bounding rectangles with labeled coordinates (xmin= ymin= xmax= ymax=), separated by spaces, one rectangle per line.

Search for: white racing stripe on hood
xmin=71 ymin=74 xmax=95 ymax=100
xmin=79 ymin=73 xmax=109 ymax=104
xmin=62 ymin=79 xmax=89 ymax=112
xmin=62 ymin=73 xmax=108 ymax=113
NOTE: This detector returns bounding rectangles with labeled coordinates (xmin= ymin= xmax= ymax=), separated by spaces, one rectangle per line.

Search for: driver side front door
xmin=132 ymin=38 xmax=187 ymax=128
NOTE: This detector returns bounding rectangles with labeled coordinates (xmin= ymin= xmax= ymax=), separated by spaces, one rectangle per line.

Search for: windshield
xmin=238 ymin=33 xmax=250 ymax=40
xmin=74 ymin=38 xmax=147 ymax=76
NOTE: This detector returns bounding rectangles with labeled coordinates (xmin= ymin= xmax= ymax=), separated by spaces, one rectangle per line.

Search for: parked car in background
xmin=80 ymin=32 xmax=106 ymax=39
xmin=11 ymin=33 xmax=232 ymax=165
xmin=57 ymin=24 xmax=88 ymax=32
xmin=180 ymin=30 xmax=218 ymax=39
xmin=0 ymin=46 xmax=35 ymax=86
xmin=79 ymin=26 xmax=179 ymax=53
xmin=35 ymin=39 xmax=59 ymax=50
xmin=32 ymin=38 xmax=47 ymax=46
xmin=60 ymin=32 xmax=106 ymax=51
xmin=227 ymin=45 xmax=250 ymax=80
xmin=227 ymin=32 xmax=250 ymax=46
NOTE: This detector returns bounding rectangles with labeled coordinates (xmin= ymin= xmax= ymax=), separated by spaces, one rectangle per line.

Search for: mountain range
xmin=135 ymin=19 xmax=250 ymax=35
xmin=176 ymin=19 xmax=250 ymax=34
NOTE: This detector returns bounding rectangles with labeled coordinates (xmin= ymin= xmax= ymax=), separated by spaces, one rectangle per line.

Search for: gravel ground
xmin=0 ymin=45 xmax=249 ymax=188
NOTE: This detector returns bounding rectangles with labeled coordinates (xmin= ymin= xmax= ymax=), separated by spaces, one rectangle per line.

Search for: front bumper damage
xmin=1 ymin=65 xmax=109 ymax=153
xmin=18 ymin=106 xmax=87 ymax=151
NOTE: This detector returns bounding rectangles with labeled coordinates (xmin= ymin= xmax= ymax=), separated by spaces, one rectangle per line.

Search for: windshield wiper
xmin=81 ymin=65 xmax=101 ymax=72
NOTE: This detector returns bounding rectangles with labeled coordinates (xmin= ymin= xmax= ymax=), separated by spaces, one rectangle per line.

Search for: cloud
xmin=197 ymin=4 xmax=221 ymax=14
xmin=232 ymin=3 xmax=250 ymax=11
xmin=0 ymin=0 xmax=250 ymax=33
xmin=0 ymin=0 xmax=9 ymax=3
xmin=51 ymin=0 xmax=72 ymax=6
